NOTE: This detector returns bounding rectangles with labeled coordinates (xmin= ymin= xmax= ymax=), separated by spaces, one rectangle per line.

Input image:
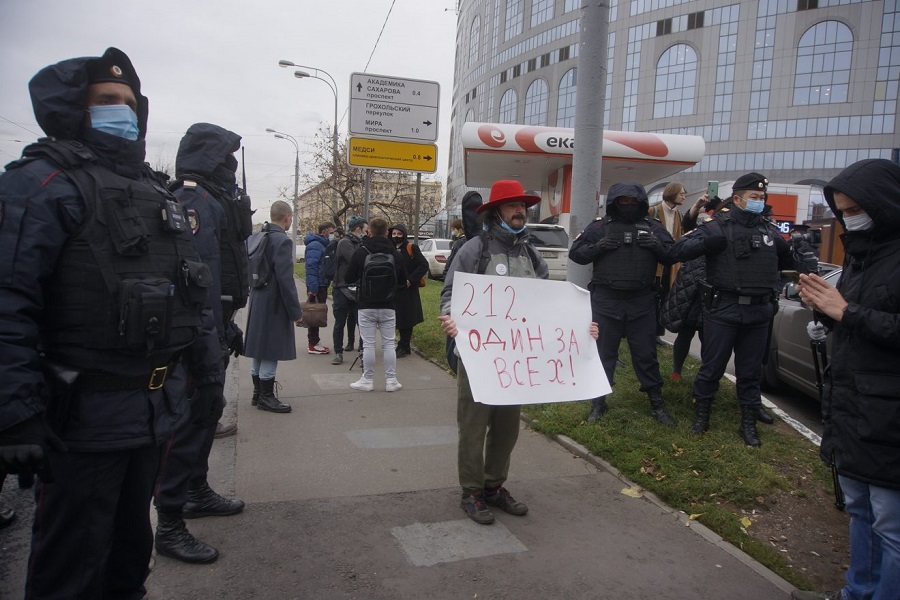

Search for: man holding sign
xmin=439 ymin=180 xmax=602 ymax=525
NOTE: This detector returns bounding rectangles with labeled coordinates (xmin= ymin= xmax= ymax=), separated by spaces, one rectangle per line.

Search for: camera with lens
xmin=790 ymin=229 xmax=822 ymax=247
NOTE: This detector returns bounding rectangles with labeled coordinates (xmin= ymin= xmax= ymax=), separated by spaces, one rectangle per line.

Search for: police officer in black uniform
xmin=152 ymin=123 xmax=250 ymax=564
xmin=0 ymin=48 xmax=219 ymax=598
xmin=669 ymin=173 xmax=803 ymax=446
xmin=570 ymin=182 xmax=677 ymax=426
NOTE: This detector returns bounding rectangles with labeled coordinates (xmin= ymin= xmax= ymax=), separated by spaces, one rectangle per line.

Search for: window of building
xmin=656 ymin=18 xmax=672 ymax=36
xmin=559 ymin=45 xmax=571 ymax=61
xmin=531 ymin=0 xmax=553 ymax=27
xmin=500 ymin=70 xmax=508 ymax=84
xmin=687 ymin=11 xmax=704 ymax=29
xmin=654 ymin=44 xmax=698 ymax=118
xmin=499 ymin=88 xmax=518 ymax=123
xmin=564 ymin=0 xmax=579 ymax=13
xmin=527 ymin=57 xmax=537 ymax=72
xmin=513 ymin=64 xmax=521 ymax=78
xmin=468 ymin=16 xmax=480 ymax=68
xmin=793 ymin=21 xmax=852 ymax=105
xmin=524 ymin=78 xmax=548 ymax=125
xmin=557 ymin=68 xmax=577 ymax=128
xmin=505 ymin=0 xmax=524 ymax=41
xmin=540 ymin=52 xmax=551 ymax=68
xmin=798 ymin=0 xmax=819 ymax=10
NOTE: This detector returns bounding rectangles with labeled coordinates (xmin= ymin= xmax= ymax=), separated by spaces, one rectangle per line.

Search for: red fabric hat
xmin=475 ymin=180 xmax=542 ymax=215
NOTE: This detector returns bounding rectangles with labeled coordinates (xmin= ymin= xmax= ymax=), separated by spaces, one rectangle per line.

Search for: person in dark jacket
xmin=303 ymin=222 xmax=336 ymax=354
xmin=152 ymin=123 xmax=247 ymax=565
xmin=389 ymin=223 xmax=429 ymax=357
xmin=243 ymin=201 xmax=303 ymax=413
xmin=331 ymin=216 xmax=368 ymax=365
xmin=345 ymin=217 xmax=408 ymax=392
xmin=570 ymin=182 xmax=677 ymax=426
xmin=792 ymin=159 xmax=900 ymax=600
xmin=669 ymin=173 xmax=803 ymax=446
xmin=0 ymin=48 xmax=218 ymax=599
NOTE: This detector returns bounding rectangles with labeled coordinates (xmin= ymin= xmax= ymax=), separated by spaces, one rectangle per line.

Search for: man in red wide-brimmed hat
xmin=437 ymin=180 xmax=547 ymax=525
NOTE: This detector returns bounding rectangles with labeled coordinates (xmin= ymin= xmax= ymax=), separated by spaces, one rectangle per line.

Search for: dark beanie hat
xmin=86 ymin=47 xmax=140 ymax=93
xmin=732 ymin=172 xmax=768 ymax=194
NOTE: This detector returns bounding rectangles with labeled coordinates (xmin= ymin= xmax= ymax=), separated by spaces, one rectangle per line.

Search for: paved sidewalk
xmin=1 ymin=279 xmax=798 ymax=599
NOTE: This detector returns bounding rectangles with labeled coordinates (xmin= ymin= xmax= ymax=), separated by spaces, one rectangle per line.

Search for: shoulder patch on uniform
xmin=720 ymin=207 xmax=730 ymax=212
xmin=187 ymin=208 xmax=200 ymax=235
xmin=183 ymin=180 xmax=198 ymax=188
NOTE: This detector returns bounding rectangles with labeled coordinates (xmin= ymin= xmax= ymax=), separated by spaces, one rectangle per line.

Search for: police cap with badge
xmin=731 ymin=172 xmax=768 ymax=196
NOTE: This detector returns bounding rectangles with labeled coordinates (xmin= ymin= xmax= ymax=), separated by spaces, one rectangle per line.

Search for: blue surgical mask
xmin=843 ymin=212 xmax=873 ymax=231
xmin=88 ymin=105 xmax=139 ymax=141
xmin=500 ymin=220 xmax=527 ymax=235
xmin=744 ymin=199 xmax=765 ymax=214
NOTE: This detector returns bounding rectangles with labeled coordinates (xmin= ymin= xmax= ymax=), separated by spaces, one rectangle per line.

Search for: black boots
xmin=648 ymin=388 xmax=676 ymax=426
xmin=183 ymin=482 xmax=245 ymax=519
xmin=757 ymin=406 xmax=774 ymax=424
xmin=155 ymin=512 xmax=218 ymax=564
xmin=587 ymin=396 xmax=608 ymax=422
xmin=256 ymin=378 xmax=291 ymax=413
xmin=251 ymin=374 xmax=260 ymax=407
xmin=690 ymin=398 xmax=712 ymax=435
xmin=739 ymin=406 xmax=762 ymax=447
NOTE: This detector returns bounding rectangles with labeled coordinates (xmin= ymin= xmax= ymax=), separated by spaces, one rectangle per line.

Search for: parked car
xmin=764 ymin=264 xmax=841 ymax=400
xmin=525 ymin=223 xmax=569 ymax=281
xmin=419 ymin=238 xmax=452 ymax=279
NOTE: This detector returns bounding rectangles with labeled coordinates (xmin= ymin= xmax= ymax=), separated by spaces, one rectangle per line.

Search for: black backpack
xmin=320 ymin=237 xmax=340 ymax=281
xmin=247 ymin=231 xmax=272 ymax=289
xmin=358 ymin=248 xmax=397 ymax=303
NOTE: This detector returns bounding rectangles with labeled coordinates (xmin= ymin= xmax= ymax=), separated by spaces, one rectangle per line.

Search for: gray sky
xmin=0 ymin=0 xmax=457 ymax=221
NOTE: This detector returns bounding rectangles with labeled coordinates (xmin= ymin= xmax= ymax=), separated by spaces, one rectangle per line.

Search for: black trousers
xmin=593 ymin=291 xmax=663 ymax=393
xmin=154 ymin=384 xmax=224 ymax=513
xmin=332 ymin=291 xmax=358 ymax=352
xmin=27 ymin=445 xmax=161 ymax=600
xmin=693 ymin=301 xmax=773 ymax=407
xmin=398 ymin=327 xmax=413 ymax=352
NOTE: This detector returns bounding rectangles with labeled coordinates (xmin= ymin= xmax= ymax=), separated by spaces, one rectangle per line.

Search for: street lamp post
xmin=266 ymin=128 xmax=300 ymax=250
xmin=279 ymin=60 xmax=340 ymax=224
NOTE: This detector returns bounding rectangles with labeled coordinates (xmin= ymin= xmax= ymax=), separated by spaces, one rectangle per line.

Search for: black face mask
xmin=211 ymin=163 xmax=237 ymax=190
xmin=616 ymin=204 xmax=643 ymax=223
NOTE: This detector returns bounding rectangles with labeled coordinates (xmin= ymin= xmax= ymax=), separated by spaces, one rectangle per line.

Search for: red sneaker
xmin=308 ymin=344 xmax=330 ymax=355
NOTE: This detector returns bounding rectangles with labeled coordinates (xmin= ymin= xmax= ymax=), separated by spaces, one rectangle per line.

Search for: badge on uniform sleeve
xmin=187 ymin=208 xmax=200 ymax=235
xmin=763 ymin=234 xmax=773 ymax=246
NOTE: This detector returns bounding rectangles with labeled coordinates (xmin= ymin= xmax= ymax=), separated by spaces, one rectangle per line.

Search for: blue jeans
xmin=357 ymin=308 xmax=397 ymax=381
xmin=840 ymin=475 xmax=900 ymax=600
xmin=250 ymin=358 xmax=277 ymax=380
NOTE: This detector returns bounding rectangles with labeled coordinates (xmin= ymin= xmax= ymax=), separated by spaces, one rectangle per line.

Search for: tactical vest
xmin=172 ymin=178 xmax=253 ymax=312
xmin=591 ymin=219 xmax=659 ymax=291
xmin=706 ymin=212 xmax=779 ymax=294
xmin=23 ymin=140 xmax=209 ymax=363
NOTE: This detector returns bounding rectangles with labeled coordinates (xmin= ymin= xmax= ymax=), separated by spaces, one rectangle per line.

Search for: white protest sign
xmin=451 ymin=272 xmax=611 ymax=405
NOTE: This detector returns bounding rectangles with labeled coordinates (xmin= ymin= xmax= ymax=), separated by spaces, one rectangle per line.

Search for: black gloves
xmin=225 ymin=322 xmax=244 ymax=358
xmin=594 ymin=237 xmax=620 ymax=254
xmin=191 ymin=382 xmax=226 ymax=427
xmin=637 ymin=232 xmax=666 ymax=258
xmin=798 ymin=251 xmax=819 ymax=274
xmin=0 ymin=414 xmax=66 ymax=483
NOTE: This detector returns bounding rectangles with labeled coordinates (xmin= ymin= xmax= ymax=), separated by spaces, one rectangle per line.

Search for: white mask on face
xmin=843 ymin=212 xmax=873 ymax=231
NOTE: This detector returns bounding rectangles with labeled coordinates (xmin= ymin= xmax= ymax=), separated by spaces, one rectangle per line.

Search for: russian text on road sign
xmin=347 ymin=137 xmax=437 ymax=173
xmin=349 ymin=73 xmax=440 ymax=143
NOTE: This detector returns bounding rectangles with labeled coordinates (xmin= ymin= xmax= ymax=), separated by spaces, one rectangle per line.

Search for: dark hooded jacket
xmin=0 ymin=49 xmax=216 ymax=451
xmin=444 ymin=190 xmax=484 ymax=275
xmin=570 ymin=182 xmax=675 ymax=319
xmin=171 ymin=123 xmax=242 ymax=339
xmin=817 ymin=159 xmax=900 ymax=489
xmin=389 ymin=223 xmax=429 ymax=328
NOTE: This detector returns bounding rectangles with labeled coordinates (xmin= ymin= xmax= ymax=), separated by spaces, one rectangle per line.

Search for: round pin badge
xmin=495 ymin=263 xmax=508 ymax=276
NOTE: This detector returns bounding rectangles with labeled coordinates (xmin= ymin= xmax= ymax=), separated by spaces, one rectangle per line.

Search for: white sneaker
xmin=386 ymin=378 xmax=403 ymax=392
xmin=350 ymin=377 xmax=374 ymax=392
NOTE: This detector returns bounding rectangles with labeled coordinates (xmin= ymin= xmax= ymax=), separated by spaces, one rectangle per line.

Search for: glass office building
xmin=447 ymin=0 xmax=900 ymax=213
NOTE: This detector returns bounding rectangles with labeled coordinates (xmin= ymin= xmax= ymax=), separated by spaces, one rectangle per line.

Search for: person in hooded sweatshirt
xmin=388 ymin=222 xmax=429 ymax=357
xmin=152 ymin=123 xmax=248 ymax=565
xmin=791 ymin=159 xmax=900 ymax=600
xmin=570 ymin=182 xmax=677 ymax=427
xmin=0 ymin=48 xmax=220 ymax=599
xmin=668 ymin=173 xmax=805 ymax=447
